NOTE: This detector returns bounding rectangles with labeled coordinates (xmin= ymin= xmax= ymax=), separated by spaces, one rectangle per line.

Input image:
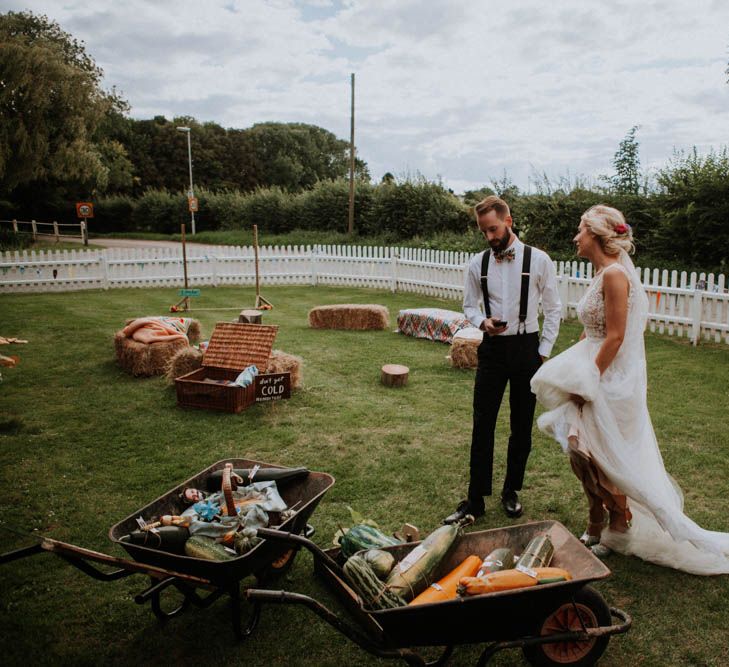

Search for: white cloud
xmin=5 ymin=0 xmax=729 ymax=191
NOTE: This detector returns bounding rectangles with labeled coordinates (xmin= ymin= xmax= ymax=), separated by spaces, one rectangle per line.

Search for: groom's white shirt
xmin=463 ymin=237 xmax=562 ymax=358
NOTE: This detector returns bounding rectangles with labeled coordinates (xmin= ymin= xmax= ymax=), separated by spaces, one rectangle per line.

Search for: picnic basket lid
xmin=202 ymin=322 xmax=278 ymax=371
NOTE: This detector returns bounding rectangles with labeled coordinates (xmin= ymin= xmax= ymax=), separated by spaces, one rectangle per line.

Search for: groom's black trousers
xmin=467 ymin=331 xmax=542 ymax=499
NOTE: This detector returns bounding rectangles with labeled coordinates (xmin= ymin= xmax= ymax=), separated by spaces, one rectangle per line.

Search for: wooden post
xmin=181 ymin=223 xmax=189 ymax=311
xmin=347 ymin=72 xmax=355 ymax=235
xmin=12 ymin=219 xmax=18 ymax=233
xmin=80 ymin=219 xmax=88 ymax=246
xmin=31 ymin=220 xmax=37 ymax=241
xmin=253 ymin=224 xmax=260 ymax=302
xmin=252 ymin=224 xmax=272 ymax=309
xmin=53 ymin=221 xmax=59 ymax=242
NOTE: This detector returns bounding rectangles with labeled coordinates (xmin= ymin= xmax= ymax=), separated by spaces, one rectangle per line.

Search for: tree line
xmin=1 ymin=11 xmax=728 ymax=273
xmin=0 ymin=12 xmax=368 ymax=217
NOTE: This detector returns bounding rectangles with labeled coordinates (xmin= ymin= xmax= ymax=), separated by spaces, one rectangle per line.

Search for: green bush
xmin=296 ymin=179 xmax=374 ymax=233
xmin=93 ymin=195 xmax=135 ymax=232
xmin=131 ymin=189 xmax=186 ymax=234
xmin=652 ymin=149 xmax=729 ymax=272
xmin=510 ymin=189 xmax=660 ymax=257
xmin=362 ymin=178 xmax=470 ymax=237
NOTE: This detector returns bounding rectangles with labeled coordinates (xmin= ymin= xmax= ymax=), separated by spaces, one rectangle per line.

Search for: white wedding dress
xmin=531 ymin=250 xmax=729 ymax=574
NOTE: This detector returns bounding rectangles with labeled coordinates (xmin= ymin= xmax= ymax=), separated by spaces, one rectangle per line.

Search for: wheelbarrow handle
xmin=256 ymin=527 xmax=347 ymax=580
xmin=1 ymin=536 xmax=212 ymax=587
xmin=245 ymin=588 xmax=427 ymax=665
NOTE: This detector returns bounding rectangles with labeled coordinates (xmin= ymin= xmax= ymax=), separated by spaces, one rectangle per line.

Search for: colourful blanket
xmin=122 ymin=317 xmax=193 ymax=345
xmin=397 ymin=308 xmax=472 ymax=344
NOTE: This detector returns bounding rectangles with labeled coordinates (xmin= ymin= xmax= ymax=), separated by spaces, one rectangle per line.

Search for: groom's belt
xmin=484 ymin=331 xmax=539 ymax=341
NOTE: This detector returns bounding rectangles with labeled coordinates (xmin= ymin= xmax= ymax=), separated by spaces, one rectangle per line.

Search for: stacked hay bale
xmin=166 ymin=347 xmax=203 ymax=381
xmin=115 ymin=318 xmax=201 ymax=378
xmin=308 ymin=304 xmax=389 ymax=330
xmin=265 ymin=350 xmax=303 ymax=389
xmin=448 ymin=327 xmax=483 ymax=369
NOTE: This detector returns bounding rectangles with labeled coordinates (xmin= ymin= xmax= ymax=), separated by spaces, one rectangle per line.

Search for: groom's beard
xmin=490 ymin=229 xmax=511 ymax=252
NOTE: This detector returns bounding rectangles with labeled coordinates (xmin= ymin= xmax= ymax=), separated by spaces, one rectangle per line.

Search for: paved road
xmin=52 ymin=236 xmax=197 ymax=249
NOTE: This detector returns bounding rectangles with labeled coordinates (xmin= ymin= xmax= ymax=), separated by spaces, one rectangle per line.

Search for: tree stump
xmin=381 ymin=364 xmax=409 ymax=388
xmin=238 ymin=309 xmax=262 ymax=324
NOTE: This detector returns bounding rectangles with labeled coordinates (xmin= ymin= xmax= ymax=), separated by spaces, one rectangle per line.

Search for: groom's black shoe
xmin=501 ymin=490 xmax=523 ymax=518
xmin=443 ymin=499 xmax=484 ymax=525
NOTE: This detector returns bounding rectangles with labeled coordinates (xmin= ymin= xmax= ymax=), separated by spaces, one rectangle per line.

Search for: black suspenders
xmin=480 ymin=245 xmax=532 ymax=333
xmin=480 ymin=250 xmax=493 ymax=319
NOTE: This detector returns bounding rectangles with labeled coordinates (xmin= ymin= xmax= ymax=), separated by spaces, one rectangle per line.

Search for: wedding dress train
xmin=531 ymin=251 xmax=729 ymax=574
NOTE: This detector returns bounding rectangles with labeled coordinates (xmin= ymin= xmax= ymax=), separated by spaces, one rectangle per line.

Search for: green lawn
xmin=1 ymin=285 xmax=728 ymax=666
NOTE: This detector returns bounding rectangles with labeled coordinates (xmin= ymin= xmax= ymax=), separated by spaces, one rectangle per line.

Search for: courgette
xmin=184 ymin=535 xmax=235 ymax=561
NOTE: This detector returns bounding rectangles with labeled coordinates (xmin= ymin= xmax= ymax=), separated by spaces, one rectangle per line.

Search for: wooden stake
xmin=253 ymin=224 xmax=273 ymax=309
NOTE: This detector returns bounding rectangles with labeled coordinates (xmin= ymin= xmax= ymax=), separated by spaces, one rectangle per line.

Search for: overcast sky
xmin=7 ymin=0 xmax=729 ymax=192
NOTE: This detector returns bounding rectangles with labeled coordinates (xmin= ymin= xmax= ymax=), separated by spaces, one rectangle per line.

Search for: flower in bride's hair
xmin=614 ymin=223 xmax=628 ymax=234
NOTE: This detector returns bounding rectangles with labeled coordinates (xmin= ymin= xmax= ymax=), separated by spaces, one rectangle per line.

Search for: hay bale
xmin=448 ymin=327 xmax=483 ymax=369
xmin=114 ymin=331 xmax=189 ymax=377
xmin=166 ymin=346 xmax=203 ymax=382
xmin=265 ymin=350 xmax=303 ymax=389
xmin=124 ymin=317 xmax=201 ymax=344
xmin=308 ymin=304 xmax=389 ymax=331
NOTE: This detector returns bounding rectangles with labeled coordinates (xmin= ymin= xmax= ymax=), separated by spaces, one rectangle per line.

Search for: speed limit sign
xmin=76 ymin=202 xmax=94 ymax=218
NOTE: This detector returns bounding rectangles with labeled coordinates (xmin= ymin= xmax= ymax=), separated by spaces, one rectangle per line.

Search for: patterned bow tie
xmin=493 ymin=247 xmax=516 ymax=263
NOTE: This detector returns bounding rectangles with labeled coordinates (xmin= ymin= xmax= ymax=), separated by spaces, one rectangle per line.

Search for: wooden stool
xmin=381 ymin=364 xmax=409 ymax=388
xmin=238 ymin=309 xmax=262 ymax=324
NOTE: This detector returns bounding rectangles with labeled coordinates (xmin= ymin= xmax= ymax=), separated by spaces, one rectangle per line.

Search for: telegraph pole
xmin=347 ymin=73 xmax=355 ymax=235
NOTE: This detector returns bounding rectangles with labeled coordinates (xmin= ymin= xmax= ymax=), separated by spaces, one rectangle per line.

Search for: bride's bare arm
xmin=594 ymin=268 xmax=630 ymax=375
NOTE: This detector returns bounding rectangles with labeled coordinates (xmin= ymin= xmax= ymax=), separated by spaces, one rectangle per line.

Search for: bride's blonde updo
xmin=581 ymin=205 xmax=635 ymax=255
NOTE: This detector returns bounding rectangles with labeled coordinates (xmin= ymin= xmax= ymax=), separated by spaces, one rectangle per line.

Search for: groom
xmin=445 ymin=196 xmax=562 ymax=523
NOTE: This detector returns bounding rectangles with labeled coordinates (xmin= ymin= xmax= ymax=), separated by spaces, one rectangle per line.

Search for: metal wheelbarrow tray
xmin=246 ymin=520 xmax=631 ymax=666
xmin=108 ymin=457 xmax=334 ymax=586
xmin=1 ymin=458 xmax=334 ymax=639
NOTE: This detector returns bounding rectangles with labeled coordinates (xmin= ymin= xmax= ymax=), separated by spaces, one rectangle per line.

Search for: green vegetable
xmin=385 ymin=523 xmax=461 ymax=601
xmin=362 ymin=549 xmax=396 ymax=580
xmin=344 ymin=554 xmax=405 ymax=610
xmin=184 ymin=535 xmax=235 ymax=561
xmin=339 ymin=524 xmax=403 ymax=559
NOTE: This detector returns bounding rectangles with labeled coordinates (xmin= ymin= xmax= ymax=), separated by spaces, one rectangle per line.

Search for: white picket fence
xmin=1 ymin=244 xmax=728 ymax=345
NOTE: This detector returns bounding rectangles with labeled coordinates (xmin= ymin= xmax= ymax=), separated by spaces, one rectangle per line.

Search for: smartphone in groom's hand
xmin=492 ymin=319 xmax=507 ymax=327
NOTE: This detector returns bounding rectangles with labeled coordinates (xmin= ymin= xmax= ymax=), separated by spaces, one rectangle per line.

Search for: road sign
xmin=76 ymin=202 xmax=94 ymax=218
xmin=188 ymin=197 xmax=199 ymax=213
xmin=178 ymin=288 xmax=200 ymax=297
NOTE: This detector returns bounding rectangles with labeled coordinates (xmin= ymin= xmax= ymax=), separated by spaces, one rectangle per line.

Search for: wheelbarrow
xmin=0 ymin=458 xmax=335 ymax=639
xmin=244 ymin=520 xmax=631 ymax=666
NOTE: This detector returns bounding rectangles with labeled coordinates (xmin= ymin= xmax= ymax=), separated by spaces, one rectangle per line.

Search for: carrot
xmin=409 ymin=555 xmax=482 ymax=606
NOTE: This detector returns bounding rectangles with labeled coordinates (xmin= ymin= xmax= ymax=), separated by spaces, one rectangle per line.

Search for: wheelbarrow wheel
xmin=522 ymin=585 xmax=611 ymax=667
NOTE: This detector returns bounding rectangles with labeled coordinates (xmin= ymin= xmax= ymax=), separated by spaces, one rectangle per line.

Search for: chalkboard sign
xmin=255 ymin=372 xmax=291 ymax=402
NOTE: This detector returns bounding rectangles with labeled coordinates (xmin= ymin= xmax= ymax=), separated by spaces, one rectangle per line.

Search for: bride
xmin=531 ymin=204 xmax=729 ymax=574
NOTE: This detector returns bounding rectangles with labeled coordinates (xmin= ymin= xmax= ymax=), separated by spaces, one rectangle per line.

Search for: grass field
xmin=1 ymin=285 xmax=728 ymax=666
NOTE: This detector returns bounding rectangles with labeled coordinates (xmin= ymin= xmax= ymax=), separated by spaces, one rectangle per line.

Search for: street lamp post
xmin=176 ymin=126 xmax=196 ymax=235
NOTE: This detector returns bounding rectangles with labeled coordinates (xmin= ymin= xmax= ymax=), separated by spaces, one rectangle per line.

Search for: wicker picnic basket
xmin=175 ymin=322 xmax=278 ymax=413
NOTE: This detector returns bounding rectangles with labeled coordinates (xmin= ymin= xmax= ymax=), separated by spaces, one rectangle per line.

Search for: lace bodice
xmin=577 ymin=264 xmax=633 ymax=338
